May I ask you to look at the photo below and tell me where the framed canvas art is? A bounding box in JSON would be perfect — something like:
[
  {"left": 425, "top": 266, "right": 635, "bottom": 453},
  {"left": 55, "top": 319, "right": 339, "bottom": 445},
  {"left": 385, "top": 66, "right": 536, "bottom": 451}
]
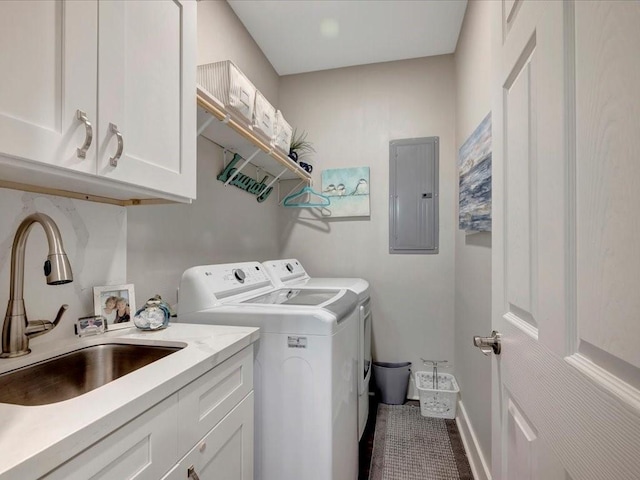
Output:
[
  {"left": 458, "top": 112, "right": 492, "bottom": 232},
  {"left": 321, "top": 167, "right": 370, "bottom": 218}
]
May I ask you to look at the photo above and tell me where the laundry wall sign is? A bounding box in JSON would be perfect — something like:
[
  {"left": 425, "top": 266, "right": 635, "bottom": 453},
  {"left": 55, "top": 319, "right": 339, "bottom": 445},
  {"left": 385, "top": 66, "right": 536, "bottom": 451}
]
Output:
[
  {"left": 321, "top": 166, "right": 370, "bottom": 217},
  {"left": 217, "top": 153, "right": 273, "bottom": 202}
]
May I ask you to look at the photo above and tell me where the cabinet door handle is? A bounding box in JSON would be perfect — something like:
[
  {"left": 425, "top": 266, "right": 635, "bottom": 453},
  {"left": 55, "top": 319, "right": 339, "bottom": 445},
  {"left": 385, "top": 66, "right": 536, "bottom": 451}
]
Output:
[
  {"left": 187, "top": 465, "right": 200, "bottom": 480},
  {"left": 108, "top": 122, "right": 124, "bottom": 167},
  {"left": 75, "top": 110, "right": 93, "bottom": 159}
]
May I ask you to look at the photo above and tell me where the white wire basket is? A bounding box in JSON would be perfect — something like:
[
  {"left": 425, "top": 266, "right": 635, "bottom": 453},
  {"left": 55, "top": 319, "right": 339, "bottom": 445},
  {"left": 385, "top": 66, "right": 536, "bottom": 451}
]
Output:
[{"left": 415, "top": 371, "right": 460, "bottom": 419}]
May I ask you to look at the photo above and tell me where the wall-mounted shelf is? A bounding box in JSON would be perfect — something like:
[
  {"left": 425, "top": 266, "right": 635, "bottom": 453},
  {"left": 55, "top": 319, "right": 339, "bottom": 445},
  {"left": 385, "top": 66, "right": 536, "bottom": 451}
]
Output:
[{"left": 197, "top": 86, "right": 311, "bottom": 184}]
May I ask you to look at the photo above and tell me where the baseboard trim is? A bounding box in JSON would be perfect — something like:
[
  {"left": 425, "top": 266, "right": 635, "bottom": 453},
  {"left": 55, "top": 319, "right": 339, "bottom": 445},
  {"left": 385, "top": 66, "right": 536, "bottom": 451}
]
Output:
[{"left": 455, "top": 400, "right": 492, "bottom": 480}]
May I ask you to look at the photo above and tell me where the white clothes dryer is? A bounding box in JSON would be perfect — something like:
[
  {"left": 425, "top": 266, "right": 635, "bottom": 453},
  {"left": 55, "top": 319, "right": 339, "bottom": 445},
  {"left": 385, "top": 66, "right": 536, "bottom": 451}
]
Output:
[
  {"left": 178, "top": 262, "right": 359, "bottom": 480},
  {"left": 261, "top": 259, "right": 372, "bottom": 440}
]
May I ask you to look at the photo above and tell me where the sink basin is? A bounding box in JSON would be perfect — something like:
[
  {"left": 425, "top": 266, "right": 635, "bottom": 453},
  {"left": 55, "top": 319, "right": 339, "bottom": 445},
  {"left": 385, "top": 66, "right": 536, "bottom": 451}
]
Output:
[{"left": 0, "top": 343, "right": 182, "bottom": 406}]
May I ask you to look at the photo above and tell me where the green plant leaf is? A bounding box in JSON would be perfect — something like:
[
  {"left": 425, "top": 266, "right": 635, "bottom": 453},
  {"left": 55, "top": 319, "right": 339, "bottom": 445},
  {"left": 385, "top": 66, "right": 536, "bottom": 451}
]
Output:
[{"left": 290, "top": 128, "right": 316, "bottom": 156}]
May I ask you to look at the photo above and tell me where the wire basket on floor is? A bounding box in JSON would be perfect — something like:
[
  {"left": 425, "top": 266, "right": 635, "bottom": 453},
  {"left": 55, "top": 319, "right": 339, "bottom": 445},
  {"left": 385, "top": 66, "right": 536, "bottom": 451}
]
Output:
[{"left": 415, "top": 371, "right": 460, "bottom": 419}]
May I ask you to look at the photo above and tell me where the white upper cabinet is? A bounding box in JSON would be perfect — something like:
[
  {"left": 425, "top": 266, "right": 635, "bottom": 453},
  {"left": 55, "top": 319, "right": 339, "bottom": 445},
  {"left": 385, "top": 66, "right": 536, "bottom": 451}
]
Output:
[
  {"left": 97, "top": 1, "right": 196, "bottom": 199},
  {"left": 0, "top": 0, "right": 196, "bottom": 203},
  {"left": 0, "top": 1, "right": 97, "bottom": 175}
]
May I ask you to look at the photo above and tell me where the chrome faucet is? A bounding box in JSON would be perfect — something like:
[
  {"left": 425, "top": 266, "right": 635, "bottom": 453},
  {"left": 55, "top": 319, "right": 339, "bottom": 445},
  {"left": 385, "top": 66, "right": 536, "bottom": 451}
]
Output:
[{"left": 1, "top": 213, "right": 73, "bottom": 358}]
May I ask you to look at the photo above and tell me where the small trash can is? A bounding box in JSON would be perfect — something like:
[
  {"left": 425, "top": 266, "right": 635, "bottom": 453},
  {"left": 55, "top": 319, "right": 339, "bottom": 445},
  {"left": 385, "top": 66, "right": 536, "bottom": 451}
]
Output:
[{"left": 373, "top": 361, "right": 411, "bottom": 405}]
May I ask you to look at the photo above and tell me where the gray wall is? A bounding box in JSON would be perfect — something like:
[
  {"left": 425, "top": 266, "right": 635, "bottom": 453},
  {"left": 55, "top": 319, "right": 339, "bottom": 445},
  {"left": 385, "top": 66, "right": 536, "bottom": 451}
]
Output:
[
  {"left": 126, "top": 136, "right": 281, "bottom": 304},
  {"left": 454, "top": 0, "right": 493, "bottom": 466},
  {"left": 127, "top": 0, "right": 282, "bottom": 305},
  {"left": 276, "top": 57, "right": 457, "bottom": 397}
]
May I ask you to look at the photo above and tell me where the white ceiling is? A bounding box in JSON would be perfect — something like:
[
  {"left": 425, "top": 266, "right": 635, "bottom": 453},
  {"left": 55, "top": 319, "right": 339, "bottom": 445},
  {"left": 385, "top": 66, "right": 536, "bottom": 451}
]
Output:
[{"left": 227, "top": 0, "right": 468, "bottom": 76}]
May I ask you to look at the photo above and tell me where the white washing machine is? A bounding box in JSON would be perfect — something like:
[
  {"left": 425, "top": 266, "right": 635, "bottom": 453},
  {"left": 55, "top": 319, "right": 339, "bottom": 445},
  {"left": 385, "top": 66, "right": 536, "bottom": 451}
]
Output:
[
  {"left": 261, "top": 258, "right": 372, "bottom": 440},
  {"left": 178, "top": 262, "right": 359, "bottom": 480}
]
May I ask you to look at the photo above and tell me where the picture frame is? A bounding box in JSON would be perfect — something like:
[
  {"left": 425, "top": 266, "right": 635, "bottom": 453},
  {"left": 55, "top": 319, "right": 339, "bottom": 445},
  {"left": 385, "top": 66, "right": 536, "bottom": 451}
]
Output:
[
  {"left": 75, "top": 315, "right": 106, "bottom": 337},
  {"left": 93, "top": 284, "right": 136, "bottom": 330},
  {"left": 458, "top": 112, "right": 492, "bottom": 232}
]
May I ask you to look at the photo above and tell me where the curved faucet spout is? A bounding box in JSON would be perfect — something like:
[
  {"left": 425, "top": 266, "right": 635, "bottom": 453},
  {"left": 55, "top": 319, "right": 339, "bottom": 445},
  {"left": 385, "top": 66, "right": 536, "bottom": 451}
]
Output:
[{"left": 1, "top": 213, "right": 73, "bottom": 358}]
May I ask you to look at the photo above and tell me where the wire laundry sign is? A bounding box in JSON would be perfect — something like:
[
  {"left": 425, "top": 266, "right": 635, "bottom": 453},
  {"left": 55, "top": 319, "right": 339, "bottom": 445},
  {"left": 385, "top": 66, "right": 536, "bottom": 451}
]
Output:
[{"left": 217, "top": 153, "right": 274, "bottom": 202}]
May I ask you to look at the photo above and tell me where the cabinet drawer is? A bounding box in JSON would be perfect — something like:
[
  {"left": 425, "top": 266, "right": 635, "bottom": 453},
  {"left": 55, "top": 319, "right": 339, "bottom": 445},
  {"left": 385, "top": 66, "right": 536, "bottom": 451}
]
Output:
[
  {"left": 177, "top": 346, "right": 253, "bottom": 456},
  {"left": 162, "top": 392, "right": 254, "bottom": 480},
  {"left": 42, "top": 394, "right": 179, "bottom": 480}
]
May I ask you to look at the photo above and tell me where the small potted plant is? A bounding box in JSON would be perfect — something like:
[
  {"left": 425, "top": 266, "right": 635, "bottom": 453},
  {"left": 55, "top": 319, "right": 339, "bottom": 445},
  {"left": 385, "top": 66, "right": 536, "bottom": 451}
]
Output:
[{"left": 288, "top": 128, "right": 315, "bottom": 162}]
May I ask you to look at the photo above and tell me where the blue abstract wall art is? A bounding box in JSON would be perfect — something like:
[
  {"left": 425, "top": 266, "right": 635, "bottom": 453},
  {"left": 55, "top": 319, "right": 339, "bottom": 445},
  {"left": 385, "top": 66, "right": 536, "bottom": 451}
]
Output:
[
  {"left": 321, "top": 166, "right": 370, "bottom": 217},
  {"left": 458, "top": 112, "right": 492, "bottom": 232}
]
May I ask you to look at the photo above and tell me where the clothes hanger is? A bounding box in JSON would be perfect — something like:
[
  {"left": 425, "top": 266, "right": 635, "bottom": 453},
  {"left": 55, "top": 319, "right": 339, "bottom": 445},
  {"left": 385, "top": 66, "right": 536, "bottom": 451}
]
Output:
[{"left": 283, "top": 185, "right": 331, "bottom": 207}]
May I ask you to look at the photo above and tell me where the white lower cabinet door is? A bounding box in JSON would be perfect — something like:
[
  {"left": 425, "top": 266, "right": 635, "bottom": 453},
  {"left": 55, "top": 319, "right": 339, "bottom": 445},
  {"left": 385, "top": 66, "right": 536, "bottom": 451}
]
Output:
[
  {"left": 42, "top": 395, "right": 179, "bottom": 480},
  {"left": 177, "top": 346, "right": 253, "bottom": 457},
  {"left": 163, "top": 392, "right": 254, "bottom": 480}
]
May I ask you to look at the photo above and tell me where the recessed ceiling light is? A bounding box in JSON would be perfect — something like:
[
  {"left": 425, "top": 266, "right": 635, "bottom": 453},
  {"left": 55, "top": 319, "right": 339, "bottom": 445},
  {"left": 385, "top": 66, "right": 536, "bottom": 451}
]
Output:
[{"left": 320, "top": 18, "right": 339, "bottom": 38}]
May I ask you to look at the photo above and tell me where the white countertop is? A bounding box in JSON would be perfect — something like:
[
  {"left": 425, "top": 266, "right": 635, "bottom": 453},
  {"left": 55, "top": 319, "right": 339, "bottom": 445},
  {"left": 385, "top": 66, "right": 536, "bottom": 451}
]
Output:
[{"left": 0, "top": 323, "right": 260, "bottom": 479}]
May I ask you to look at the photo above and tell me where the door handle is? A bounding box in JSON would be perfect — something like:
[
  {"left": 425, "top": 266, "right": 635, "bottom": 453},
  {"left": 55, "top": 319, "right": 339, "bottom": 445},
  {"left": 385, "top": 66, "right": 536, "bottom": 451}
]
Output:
[
  {"left": 75, "top": 109, "right": 93, "bottom": 159},
  {"left": 108, "top": 122, "right": 124, "bottom": 167},
  {"left": 473, "top": 330, "right": 501, "bottom": 355},
  {"left": 187, "top": 465, "right": 200, "bottom": 480}
]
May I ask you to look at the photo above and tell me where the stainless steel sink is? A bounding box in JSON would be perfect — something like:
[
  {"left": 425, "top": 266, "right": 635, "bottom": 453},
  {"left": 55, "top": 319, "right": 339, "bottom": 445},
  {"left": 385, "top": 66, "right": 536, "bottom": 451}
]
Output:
[{"left": 0, "top": 343, "right": 183, "bottom": 406}]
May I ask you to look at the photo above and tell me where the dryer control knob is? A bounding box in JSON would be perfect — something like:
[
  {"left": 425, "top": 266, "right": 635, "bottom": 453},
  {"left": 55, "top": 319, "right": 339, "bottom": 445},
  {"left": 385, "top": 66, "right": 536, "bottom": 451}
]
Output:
[
  {"left": 286, "top": 263, "right": 294, "bottom": 273},
  {"left": 234, "top": 269, "right": 246, "bottom": 283}
]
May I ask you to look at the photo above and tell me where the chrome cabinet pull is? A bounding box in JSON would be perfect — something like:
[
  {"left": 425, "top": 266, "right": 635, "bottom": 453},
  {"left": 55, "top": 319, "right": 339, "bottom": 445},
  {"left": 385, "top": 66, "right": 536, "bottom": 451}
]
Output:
[
  {"left": 75, "top": 110, "right": 93, "bottom": 159},
  {"left": 108, "top": 122, "right": 124, "bottom": 167},
  {"left": 187, "top": 465, "right": 200, "bottom": 480}
]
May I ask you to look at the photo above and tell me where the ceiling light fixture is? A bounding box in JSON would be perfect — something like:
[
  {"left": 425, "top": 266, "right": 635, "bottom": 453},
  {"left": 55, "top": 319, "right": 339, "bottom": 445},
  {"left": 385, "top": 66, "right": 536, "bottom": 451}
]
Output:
[{"left": 320, "top": 18, "right": 339, "bottom": 38}]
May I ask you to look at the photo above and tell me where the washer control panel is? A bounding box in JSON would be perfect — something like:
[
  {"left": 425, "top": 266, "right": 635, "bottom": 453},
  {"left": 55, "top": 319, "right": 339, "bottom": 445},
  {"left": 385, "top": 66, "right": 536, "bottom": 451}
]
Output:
[
  {"left": 262, "top": 259, "right": 308, "bottom": 282},
  {"left": 233, "top": 268, "right": 246, "bottom": 283},
  {"left": 180, "top": 262, "right": 276, "bottom": 311},
  {"left": 200, "top": 262, "right": 271, "bottom": 295}
]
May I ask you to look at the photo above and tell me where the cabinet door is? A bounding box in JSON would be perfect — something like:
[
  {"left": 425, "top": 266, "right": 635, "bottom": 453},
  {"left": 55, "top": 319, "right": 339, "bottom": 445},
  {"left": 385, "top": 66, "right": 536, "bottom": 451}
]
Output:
[
  {"left": 97, "top": 0, "right": 196, "bottom": 200},
  {"left": 177, "top": 345, "right": 253, "bottom": 457},
  {"left": 163, "top": 393, "right": 254, "bottom": 480},
  {"left": 0, "top": 0, "right": 97, "bottom": 174}
]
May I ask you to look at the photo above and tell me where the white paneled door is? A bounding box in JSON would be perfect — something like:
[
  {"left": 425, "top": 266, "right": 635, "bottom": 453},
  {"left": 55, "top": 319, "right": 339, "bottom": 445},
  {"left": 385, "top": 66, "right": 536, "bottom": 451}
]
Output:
[{"left": 490, "top": 1, "right": 640, "bottom": 479}]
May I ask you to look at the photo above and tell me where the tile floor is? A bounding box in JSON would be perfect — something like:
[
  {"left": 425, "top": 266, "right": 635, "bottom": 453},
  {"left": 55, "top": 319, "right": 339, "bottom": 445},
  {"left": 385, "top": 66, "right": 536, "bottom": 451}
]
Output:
[{"left": 359, "top": 396, "right": 473, "bottom": 480}]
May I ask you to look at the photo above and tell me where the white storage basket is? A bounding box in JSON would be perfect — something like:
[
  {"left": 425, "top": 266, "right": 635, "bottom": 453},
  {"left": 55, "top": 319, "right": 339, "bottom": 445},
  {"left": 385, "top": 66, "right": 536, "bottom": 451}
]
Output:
[
  {"left": 253, "top": 91, "right": 276, "bottom": 142},
  {"left": 197, "top": 60, "right": 257, "bottom": 124},
  {"left": 415, "top": 371, "right": 459, "bottom": 419},
  {"left": 273, "top": 110, "right": 293, "bottom": 155}
]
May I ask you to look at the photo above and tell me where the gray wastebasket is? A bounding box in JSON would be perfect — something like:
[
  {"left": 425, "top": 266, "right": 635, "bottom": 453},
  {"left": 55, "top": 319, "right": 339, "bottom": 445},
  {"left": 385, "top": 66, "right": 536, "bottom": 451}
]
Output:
[{"left": 373, "top": 361, "right": 412, "bottom": 405}]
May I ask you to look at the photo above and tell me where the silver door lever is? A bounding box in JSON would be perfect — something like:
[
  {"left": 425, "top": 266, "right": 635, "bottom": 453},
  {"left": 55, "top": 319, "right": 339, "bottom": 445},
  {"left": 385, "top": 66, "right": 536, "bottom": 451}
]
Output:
[{"left": 473, "top": 331, "right": 501, "bottom": 356}]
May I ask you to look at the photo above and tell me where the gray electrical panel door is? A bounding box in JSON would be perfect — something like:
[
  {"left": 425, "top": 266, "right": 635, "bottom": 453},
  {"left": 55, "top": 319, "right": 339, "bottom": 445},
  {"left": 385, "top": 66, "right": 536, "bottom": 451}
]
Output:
[{"left": 389, "top": 137, "right": 439, "bottom": 254}]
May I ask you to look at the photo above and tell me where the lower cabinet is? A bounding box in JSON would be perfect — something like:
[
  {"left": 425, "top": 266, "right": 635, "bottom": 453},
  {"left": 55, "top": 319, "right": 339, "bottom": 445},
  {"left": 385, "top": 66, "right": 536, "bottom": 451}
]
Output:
[
  {"left": 162, "top": 393, "right": 254, "bottom": 480},
  {"left": 177, "top": 345, "right": 253, "bottom": 457},
  {"left": 42, "top": 395, "right": 180, "bottom": 480},
  {"left": 40, "top": 345, "right": 254, "bottom": 480}
]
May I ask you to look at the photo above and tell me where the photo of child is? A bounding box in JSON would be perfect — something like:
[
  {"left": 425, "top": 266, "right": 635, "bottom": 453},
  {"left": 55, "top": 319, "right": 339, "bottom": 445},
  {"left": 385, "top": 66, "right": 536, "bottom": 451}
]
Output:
[
  {"left": 114, "top": 296, "right": 130, "bottom": 323},
  {"left": 93, "top": 285, "right": 136, "bottom": 327},
  {"left": 101, "top": 296, "right": 118, "bottom": 323}
]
